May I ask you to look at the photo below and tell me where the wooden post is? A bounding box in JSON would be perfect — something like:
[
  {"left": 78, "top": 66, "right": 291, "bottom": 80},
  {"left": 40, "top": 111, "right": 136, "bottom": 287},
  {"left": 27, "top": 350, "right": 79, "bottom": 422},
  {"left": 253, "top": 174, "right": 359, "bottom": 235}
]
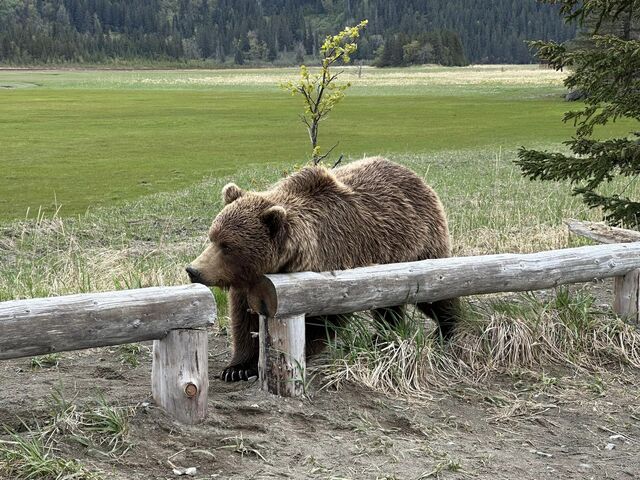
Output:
[
  {"left": 152, "top": 328, "right": 209, "bottom": 425},
  {"left": 259, "top": 314, "right": 306, "bottom": 397},
  {"left": 614, "top": 269, "right": 640, "bottom": 325}
]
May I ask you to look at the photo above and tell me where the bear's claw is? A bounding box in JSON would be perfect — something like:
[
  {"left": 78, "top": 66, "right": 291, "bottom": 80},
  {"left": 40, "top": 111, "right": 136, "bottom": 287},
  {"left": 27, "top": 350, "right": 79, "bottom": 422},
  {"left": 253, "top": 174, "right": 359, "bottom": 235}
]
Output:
[{"left": 221, "top": 365, "right": 258, "bottom": 382}]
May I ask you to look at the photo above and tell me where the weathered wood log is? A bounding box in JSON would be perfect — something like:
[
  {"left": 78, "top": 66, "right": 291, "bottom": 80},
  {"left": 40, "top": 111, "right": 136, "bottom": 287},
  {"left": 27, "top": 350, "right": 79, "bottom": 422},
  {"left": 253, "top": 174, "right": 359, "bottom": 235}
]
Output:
[
  {"left": 566, "top": 219, "right": 640, "bottom": 244},
  {"left": 614, "top": 269, "right": 640, "bottom": 325},
  {"left": 0, "top": 284, "right": 216, "bottom": 360},
  {"left": 152, "top": 328, "right": 209, "bottom": 424},
  {"left": 566, "top": 220, "right": 640, "bottom": 325},
  {"left": 248, "top": 243, "right": 640, "bottom": 319},
  {"left": 258, "top": 313, "right": 306, "bottom": 397}
]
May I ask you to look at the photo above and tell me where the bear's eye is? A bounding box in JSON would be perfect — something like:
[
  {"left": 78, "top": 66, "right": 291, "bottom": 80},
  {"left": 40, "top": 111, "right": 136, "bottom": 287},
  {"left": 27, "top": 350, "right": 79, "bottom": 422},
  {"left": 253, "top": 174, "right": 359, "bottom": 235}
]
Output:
[{"left": 219, "top": 242, "right": 232, "bottom": 254}]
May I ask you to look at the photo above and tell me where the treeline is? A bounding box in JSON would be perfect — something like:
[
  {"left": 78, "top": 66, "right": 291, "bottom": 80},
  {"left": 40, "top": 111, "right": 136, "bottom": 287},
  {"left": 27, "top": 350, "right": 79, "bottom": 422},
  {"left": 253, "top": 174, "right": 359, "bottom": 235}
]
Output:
[
  {"left": 0, "top": 0, "right": 575, "bottom": 66},
  {"left": 375, "top": 32, "right": 466, "bottom": 67}
]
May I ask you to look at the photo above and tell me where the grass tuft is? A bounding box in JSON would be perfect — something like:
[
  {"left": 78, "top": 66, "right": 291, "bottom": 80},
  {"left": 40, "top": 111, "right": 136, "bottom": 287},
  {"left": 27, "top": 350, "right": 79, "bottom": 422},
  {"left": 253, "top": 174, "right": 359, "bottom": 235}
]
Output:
[
  {"left": 116, "top": 343, "right": 149, "bottom": 368},
  {"left": 45, "top": 389, "right": 135, "bottom": 456},
  {"left": 31, "top": 353, "right": 62, "bottom": 370},
  {"left": 0, "top": 426, "right": 101, "bottom": 480}
]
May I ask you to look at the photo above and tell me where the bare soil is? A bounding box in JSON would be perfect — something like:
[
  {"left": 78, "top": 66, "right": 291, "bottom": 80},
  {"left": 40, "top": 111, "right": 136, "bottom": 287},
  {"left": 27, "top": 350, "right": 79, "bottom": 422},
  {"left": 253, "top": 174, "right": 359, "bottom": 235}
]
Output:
[{"left": 1, "top": 329, "right": 639, "bottom": 480}]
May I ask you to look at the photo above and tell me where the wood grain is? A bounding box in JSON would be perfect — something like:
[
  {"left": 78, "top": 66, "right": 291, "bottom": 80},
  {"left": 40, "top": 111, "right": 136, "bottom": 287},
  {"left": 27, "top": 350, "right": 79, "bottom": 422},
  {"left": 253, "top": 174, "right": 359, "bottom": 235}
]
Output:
[
  {"left": 614, "top": 269, "right": 640, "bottom": 325},
  {"left": 152, "top": 328, "right": 209, "bottom": 424}
]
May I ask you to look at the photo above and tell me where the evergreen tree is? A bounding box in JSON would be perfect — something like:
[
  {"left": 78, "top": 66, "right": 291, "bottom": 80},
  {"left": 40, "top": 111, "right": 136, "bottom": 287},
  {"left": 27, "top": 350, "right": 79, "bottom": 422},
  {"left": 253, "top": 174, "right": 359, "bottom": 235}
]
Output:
[
  {"left": 516, "top": 0, "right": 640, "bottom": 227},
  {"left": 374, "top": 30, "right": 468, "bottom": 67}
]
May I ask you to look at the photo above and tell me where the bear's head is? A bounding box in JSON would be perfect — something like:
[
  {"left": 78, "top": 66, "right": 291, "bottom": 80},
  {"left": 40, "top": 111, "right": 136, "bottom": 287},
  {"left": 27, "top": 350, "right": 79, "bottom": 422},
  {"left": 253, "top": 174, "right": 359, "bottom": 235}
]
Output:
[{"left": 186, "top": 183, "right": 289, "bottom": 289}]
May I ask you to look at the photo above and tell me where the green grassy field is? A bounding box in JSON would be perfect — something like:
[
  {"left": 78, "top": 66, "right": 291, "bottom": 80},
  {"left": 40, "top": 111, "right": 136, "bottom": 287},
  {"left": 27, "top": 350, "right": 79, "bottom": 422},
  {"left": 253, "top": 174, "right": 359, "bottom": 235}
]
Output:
[
  {"left": 1, "top": 65, "right": 632, "bottom": 221},
  {"left": 2, "top": 66, "right": 640, "bottom": 480}
]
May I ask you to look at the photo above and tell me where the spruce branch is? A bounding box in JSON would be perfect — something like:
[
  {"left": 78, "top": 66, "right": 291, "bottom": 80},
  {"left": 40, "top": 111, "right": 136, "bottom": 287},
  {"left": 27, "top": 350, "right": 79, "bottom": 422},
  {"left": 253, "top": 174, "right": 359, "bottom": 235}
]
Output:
[{"left": 517, "top": 0, "right": 640, "bottom": 227}]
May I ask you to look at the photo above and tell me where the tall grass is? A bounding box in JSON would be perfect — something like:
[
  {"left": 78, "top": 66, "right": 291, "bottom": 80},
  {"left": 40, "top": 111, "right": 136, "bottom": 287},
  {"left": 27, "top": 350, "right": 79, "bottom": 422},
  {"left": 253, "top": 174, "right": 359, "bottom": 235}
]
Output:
[{"left": 321, "top": 288, "right": 640, "bottom": 399}]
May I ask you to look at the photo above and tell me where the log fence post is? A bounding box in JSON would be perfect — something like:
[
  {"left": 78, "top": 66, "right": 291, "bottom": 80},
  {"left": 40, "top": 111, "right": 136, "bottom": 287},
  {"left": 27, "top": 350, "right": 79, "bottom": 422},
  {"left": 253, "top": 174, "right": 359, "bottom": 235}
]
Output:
[
  {"left": 258, "top": 314, "right": 306, "bottom": 397},
  {"left": 614, "top": 269, "right": 640, "bottom": 325},
  {"left": 152, "top": 328, "right": 209, "bottom": 425}
]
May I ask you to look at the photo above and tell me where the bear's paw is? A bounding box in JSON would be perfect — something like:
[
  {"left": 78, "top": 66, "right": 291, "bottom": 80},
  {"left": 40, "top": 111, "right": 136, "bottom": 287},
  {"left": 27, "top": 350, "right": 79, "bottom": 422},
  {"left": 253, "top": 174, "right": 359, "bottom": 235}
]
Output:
[{"left": 221, "top": 363, "right": 258, "bottom": 382}]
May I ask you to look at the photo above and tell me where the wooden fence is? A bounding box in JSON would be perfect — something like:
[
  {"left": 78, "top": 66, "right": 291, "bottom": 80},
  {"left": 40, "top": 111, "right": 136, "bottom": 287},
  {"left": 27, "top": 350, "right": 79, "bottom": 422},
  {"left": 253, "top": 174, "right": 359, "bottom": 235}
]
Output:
[
  {"left": 2, "top": 241, "right": 640, "bottom": 419},
  {"left": 0, "top": 284, "right": 215, "bottom": 425},
  {"left": 248, "top": 242, "right": 640, "bottom": 397}
]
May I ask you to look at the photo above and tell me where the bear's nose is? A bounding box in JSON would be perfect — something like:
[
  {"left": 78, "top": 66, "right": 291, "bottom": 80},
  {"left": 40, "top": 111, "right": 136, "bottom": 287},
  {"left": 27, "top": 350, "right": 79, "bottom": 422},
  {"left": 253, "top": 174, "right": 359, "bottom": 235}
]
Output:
[{"left": 185, "top": 265, "right": 201, "bottom": 283}]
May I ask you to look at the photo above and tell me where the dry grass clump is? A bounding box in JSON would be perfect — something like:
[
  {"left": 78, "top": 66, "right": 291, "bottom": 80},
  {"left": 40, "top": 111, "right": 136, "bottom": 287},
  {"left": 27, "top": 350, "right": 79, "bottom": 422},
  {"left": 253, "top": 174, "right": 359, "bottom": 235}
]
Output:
[
  {"left": 456, "top": 290, "right": 640, "bottom": 371},
  {"left": 322, "top": 288, "right": 640, "bottom": 399},
  {"left": 322, "top": 311, "right": 460, "bottom": 399}
]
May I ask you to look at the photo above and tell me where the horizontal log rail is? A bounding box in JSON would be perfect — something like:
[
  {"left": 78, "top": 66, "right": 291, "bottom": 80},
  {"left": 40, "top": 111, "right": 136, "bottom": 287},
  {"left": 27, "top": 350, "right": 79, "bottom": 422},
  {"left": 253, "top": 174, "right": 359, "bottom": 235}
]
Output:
[
  {"left": 566, "top": 219, "right": 640, "bottom": 244},
  {"left": 0, "top": 284, "right": 215, "bottom": 359},
  {"left": 0, "top": 284, "right": 216, "bottom": 424},
  {"left": 248, "top": 242, "right": 640, "bottom": 319},
  {"left": 4, "top": 243, "right": 640, "bottom": 404}
]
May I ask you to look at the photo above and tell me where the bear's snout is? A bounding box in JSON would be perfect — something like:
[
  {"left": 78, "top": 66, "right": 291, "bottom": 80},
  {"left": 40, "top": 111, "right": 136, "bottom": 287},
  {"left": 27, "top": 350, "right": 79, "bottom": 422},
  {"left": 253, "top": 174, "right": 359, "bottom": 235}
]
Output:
[{"left": 185, "top": 265, "right": 202, "bottom": 284}]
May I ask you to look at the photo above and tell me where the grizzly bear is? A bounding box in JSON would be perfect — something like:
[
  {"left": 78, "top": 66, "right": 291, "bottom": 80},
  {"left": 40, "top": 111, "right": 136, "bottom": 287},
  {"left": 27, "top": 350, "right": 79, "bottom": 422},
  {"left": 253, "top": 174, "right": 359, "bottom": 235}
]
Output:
[{"left": 187, "top": 157, "right": 459, "bottom": 382}]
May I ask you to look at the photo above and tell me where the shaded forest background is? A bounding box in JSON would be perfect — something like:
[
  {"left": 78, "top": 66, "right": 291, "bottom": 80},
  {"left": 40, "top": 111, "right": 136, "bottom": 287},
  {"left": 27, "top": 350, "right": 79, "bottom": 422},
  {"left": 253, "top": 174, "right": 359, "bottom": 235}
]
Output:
[{"left": 0, "top": 0, "right": 576, "bottom": 66}]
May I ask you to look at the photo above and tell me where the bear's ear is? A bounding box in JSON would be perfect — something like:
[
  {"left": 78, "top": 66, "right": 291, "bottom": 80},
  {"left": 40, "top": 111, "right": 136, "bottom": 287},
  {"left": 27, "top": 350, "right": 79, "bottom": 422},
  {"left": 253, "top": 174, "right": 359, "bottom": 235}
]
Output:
[
  {"left": 222, "top": 183, "right": 244, "bottom": 205},
  {"left": 261, "top": 205, "right": 287, "bottom": 238}
]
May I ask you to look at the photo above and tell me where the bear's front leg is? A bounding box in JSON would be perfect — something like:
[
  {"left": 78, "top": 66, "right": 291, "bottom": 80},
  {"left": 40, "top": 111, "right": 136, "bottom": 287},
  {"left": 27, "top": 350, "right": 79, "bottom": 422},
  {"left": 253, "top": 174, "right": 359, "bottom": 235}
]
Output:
[{"left": 222, "top": 287, "right": 260, "bottom": 382}]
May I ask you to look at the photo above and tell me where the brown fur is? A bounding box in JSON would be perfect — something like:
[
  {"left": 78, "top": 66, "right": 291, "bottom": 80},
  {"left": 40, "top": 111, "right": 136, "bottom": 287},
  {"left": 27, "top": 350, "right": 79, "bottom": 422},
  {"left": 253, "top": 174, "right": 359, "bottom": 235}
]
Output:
[{"left": 188, "top": 157, "right": 458, "bottom": 381}]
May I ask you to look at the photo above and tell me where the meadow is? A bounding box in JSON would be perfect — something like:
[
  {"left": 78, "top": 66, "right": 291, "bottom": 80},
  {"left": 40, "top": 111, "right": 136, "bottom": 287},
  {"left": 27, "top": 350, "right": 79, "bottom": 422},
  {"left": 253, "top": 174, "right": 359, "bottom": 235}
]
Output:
[
  {"left": 1, "top": 66, "right": 639, "bottom": 479},
  {"left": 0, "top": 65, "right": 630, "bottom": 222}
]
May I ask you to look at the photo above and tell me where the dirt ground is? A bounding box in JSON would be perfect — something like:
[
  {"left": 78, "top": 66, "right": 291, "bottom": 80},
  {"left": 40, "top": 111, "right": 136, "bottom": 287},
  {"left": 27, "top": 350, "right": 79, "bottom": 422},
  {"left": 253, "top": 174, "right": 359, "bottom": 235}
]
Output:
[{"left": 1, "top": 327, "right": 639, "bottom": 480}]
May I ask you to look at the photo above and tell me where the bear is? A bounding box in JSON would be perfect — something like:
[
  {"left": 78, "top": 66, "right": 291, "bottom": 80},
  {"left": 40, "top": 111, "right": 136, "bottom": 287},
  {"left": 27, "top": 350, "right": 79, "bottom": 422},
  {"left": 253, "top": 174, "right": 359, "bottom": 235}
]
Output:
[{"left": 186, "top": 157, "right": 459, "bottom": 382}]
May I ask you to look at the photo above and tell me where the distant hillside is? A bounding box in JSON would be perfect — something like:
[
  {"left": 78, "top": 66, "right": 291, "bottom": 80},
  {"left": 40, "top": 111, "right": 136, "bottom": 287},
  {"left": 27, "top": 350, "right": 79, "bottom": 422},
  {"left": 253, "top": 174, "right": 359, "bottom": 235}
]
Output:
[{"left": 0, "top": 0, "right": 576, "bottom": 66}]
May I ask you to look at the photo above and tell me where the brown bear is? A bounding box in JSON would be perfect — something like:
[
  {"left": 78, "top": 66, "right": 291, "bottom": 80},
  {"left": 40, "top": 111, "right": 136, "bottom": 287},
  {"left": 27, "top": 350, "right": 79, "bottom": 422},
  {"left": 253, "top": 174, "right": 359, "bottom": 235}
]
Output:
[{"left": 187, "top": 157, "right": 459, "bottom": 382}]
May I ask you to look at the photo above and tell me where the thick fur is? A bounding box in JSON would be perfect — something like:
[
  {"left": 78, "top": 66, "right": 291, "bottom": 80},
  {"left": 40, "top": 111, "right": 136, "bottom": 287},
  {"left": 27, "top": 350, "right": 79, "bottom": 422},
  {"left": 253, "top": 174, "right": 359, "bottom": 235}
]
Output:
[{"left": 188, "top": 157, "right": 459, "bottom": 381}]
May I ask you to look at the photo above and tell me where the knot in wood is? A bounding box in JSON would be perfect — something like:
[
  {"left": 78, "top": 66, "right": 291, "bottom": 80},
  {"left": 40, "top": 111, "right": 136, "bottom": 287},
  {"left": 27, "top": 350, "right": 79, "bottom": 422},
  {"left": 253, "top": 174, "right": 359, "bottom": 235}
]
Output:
[{"left": 184, "top": 382, "right": 198, "bottom": 398}]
